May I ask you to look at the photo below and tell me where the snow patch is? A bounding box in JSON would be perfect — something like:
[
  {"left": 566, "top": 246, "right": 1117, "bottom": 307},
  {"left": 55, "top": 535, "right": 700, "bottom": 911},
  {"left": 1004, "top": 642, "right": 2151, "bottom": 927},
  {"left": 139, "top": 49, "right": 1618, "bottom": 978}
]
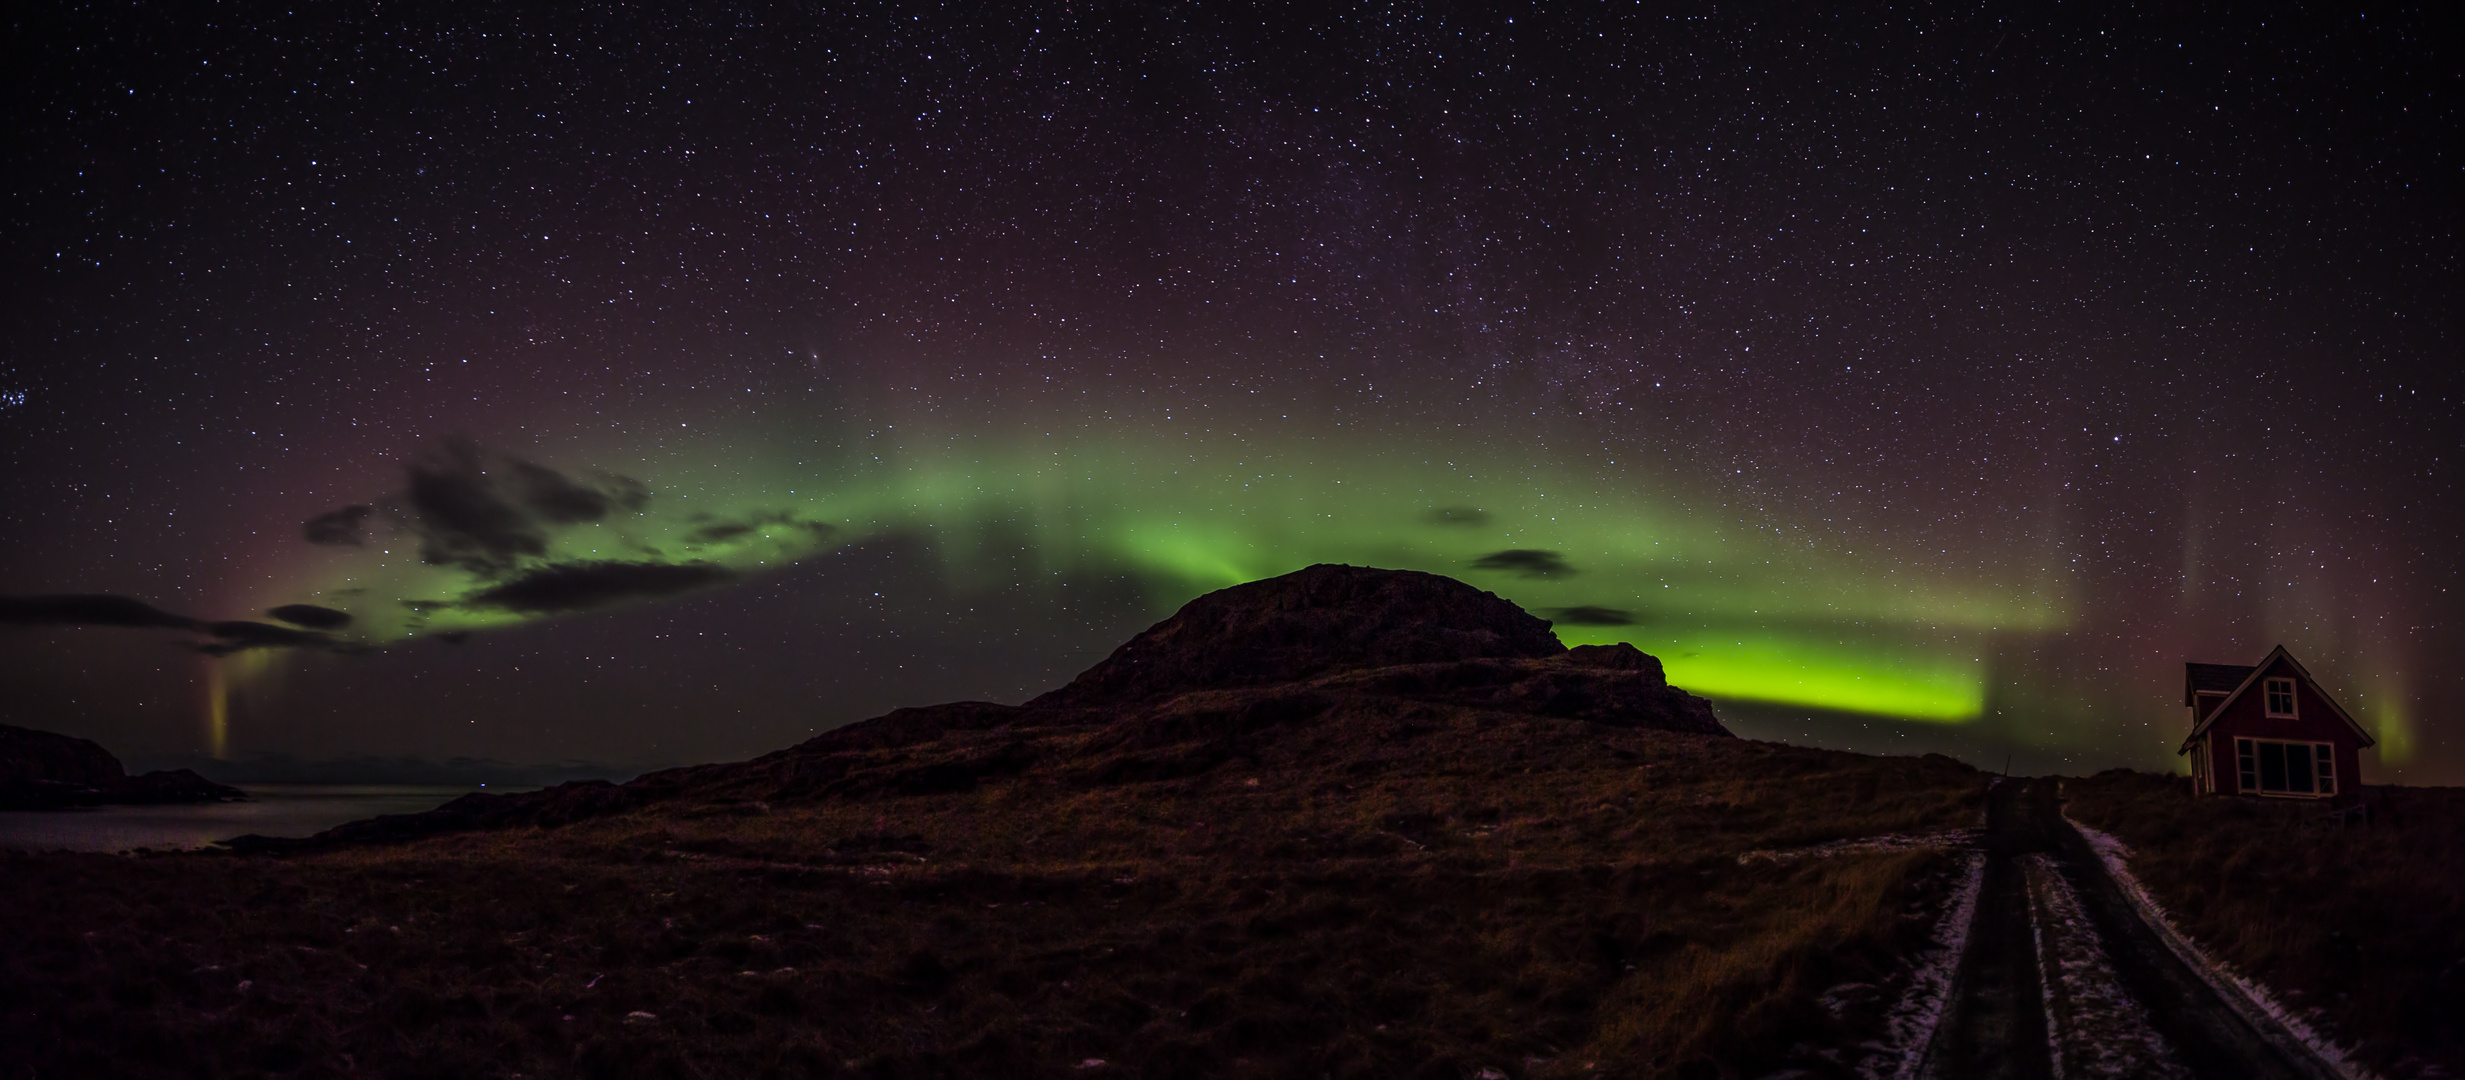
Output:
[
  {"left": 1859, "top": 851, "right": 1985, "bottom": 1080},
  {"left": 2065, "top": 811, "right": 2378, "bottom": 1080}
]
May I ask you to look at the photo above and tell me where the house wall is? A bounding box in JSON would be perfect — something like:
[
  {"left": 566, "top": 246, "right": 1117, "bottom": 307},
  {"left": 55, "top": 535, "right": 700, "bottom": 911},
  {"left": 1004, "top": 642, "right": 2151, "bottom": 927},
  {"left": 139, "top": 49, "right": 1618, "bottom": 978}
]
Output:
[
  {"left": 2187, "top": 691, "right": 2228, "bottom": 793},
  {"left": 2201, "top": 657, "right": 2362, "bottom": 797}
]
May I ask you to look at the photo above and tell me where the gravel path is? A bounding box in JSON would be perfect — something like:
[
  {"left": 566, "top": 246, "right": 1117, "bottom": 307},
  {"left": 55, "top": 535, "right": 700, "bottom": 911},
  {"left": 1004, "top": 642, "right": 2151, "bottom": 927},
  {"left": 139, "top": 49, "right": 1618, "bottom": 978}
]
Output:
[{"left": 1915, "top": 779, "right": 2348, "bottom": 1080}]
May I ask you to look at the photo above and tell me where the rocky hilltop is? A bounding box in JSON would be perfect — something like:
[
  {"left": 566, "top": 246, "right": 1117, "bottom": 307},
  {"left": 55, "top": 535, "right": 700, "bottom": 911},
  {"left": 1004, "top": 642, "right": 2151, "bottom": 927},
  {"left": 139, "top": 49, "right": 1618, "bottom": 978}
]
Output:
[
  {"left": 1033, "top": 564, "right": 1571, "bottom": 705},
  {"left": 0, "top": 724, "right": 245, "bottom": 809},
  {"left": 241, "top": 565, "right": 1726, "bottom": 847}
]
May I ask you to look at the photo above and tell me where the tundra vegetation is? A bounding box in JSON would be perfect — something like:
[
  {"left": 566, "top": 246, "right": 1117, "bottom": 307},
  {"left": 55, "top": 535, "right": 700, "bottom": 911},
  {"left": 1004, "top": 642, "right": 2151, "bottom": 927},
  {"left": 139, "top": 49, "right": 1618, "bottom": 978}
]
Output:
[
  {"left": 3, "top": 726, "right": 1984, "bottom": 1079},
  {"left": 2063, "top": 770, "right": 2465, "bottom": 1078}
]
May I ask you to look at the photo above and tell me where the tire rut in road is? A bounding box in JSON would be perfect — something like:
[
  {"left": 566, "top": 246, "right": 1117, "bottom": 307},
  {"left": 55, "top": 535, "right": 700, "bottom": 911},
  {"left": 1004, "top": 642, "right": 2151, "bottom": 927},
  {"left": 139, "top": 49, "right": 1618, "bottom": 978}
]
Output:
[
  {"left": 2018, "top": 852, "right": 2191, "bottom": 1079},
  {"left": 1925, "top": 778, "right": 2055, "bottom": 1080}
]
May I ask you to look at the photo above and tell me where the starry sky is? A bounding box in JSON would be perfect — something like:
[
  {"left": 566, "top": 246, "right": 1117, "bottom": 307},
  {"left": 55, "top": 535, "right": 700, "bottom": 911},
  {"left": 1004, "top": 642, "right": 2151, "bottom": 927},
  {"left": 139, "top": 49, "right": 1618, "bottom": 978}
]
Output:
[{"left": 3, "top": 3, "right": 2458, "bottom": 782}]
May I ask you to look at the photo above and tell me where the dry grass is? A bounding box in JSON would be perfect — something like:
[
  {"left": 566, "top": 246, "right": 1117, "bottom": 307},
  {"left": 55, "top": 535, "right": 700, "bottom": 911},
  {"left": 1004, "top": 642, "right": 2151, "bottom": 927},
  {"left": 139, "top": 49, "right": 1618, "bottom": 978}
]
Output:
[
  {"left": 2061, "top": 771, "right": 2465, "bottom": 1079},
  {"left": 3, "top": 712, "right": 1987, "bottom": 1079}
]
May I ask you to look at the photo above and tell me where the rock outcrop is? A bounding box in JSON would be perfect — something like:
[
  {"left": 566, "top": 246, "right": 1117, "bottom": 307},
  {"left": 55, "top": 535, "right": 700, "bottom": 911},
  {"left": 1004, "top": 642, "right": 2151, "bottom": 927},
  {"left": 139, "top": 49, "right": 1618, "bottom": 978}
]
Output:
[
  {"left": 0, "top": 724, "right": 246, "bottom": 809},
  {"left": 1034, "top": 564, "right": 1567, "bottom": 706}
]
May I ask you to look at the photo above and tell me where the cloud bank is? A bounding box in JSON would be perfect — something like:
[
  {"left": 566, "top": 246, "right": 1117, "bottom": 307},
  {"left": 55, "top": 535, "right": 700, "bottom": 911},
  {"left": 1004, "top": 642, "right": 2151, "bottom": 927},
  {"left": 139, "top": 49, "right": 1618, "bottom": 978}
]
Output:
[
  {"left": 0, "top": 594, "right": 352, "bottom": 654},
  {"left": 1471, "top": 550, "right": 1576, "bottom": 579},
  {"left": 457, "top": 561, "right": 738, "bottom": 614}
]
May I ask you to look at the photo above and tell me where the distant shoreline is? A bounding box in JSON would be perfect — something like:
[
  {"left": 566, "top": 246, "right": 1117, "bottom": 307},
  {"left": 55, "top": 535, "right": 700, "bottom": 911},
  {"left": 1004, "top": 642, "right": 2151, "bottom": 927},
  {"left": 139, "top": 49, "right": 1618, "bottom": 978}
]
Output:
[{"left": 0, "top": 782, "right": 492, "bottom": 853}]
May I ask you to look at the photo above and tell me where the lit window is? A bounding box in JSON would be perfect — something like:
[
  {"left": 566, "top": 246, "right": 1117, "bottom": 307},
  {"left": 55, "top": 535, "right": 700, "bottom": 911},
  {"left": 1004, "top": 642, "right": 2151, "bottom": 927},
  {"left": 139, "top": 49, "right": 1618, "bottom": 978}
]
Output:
[{"left": 2264, "top": 678, "right": 2297, "bottom": 717}]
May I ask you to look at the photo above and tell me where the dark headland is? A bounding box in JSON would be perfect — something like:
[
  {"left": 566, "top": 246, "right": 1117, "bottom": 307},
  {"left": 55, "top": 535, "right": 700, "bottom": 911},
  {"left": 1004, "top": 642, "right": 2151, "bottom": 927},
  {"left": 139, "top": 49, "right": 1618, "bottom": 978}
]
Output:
[{"left": 0, "top": 723, "right": 245, "bottom": 810}]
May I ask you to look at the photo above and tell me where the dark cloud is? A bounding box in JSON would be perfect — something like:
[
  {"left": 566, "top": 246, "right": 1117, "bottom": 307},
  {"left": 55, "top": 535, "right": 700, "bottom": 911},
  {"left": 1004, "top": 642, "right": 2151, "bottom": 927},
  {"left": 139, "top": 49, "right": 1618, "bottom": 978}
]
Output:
[
  {"left": 200, "top": 620, "right": 344, "bottom": 654},
  {"left": 407, "top": 439, "right": 546, "bottom": 573},
  {"left": 509, "top": 459, "right": 650, "bottom": 524},
  {"left": 268, "top": 604, "right": 353, "bottom": 630},
  {"left": 1423, "top": 506, "right": 1490, "bottom": 527},
  {"left": 0, "top": 594, "right": 203, "bottom": 630},
  {"left": 0, "top": 595, "right": 361, "bottom": 654},
  {"left": 458, "top": 560, "right": 737, "bottom": 614},
  {"left": 302, "top": 504, "right": 375, "bottom": 546},
  {"left": 1548, "top": 605, "right": 1636, "bottom": 626},
  {"left": 1470, "top": 550, "right": 1575, "bottom": 578},
  {"left": 686, "top": 510, "right": 838, "bottom": 546},
  {"left": 690, "top": 521, "right": 757, "bottom": 544},
  {"left": 401, "top": 439, "right": 652, "bottom": 574}
]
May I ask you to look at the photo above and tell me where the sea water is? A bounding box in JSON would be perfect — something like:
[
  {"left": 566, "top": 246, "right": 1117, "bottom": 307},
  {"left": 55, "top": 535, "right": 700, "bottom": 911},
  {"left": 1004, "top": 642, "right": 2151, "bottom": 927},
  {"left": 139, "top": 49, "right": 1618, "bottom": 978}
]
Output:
[{"left": 0, "top": 784, "right": 495, "bottom": 853}]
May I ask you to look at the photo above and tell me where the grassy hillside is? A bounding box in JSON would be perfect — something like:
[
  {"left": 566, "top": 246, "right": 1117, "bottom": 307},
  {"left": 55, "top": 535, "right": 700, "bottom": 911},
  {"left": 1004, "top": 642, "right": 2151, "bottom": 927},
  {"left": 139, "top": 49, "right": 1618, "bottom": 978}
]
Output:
[
  {"left": 2061, "top": 772, "right": 2465, "bottom": 1078},
  {"left": 4, "top": 721, "right": 1984, "bottom": 1079}
]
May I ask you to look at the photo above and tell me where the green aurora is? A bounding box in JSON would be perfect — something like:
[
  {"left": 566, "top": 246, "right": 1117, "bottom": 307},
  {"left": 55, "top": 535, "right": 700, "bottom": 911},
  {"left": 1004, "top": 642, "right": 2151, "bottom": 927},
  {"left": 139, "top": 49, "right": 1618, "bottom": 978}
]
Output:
[{"left": 265, "top": 427, "right": 2073, "bottom": 724}]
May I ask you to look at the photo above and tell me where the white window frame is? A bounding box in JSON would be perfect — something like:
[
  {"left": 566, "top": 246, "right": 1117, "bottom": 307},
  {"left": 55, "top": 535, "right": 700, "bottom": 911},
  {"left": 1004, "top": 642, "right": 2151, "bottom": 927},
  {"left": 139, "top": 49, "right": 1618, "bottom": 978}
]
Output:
[
  {"left": 2234, "top": 736, "right": 2337, "bottom": 798},
  {"left": 2264, "top": 678, "right": 2298, "bottom": 718}
]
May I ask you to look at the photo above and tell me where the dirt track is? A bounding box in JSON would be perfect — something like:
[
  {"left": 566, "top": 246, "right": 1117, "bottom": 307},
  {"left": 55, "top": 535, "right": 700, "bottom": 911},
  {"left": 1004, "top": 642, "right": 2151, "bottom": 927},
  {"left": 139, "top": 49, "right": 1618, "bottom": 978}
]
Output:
[{"left": 1922, "top": 778, "right": 2344, "bottom": 1080}]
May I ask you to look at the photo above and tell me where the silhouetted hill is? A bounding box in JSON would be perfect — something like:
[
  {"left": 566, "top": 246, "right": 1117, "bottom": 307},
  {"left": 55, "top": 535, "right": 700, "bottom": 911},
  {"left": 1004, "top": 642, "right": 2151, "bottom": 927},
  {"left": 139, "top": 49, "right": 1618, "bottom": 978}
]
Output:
[
  {"left": 245, "top": 565, "right": 1725, "bottom": 847},
  {"left": 0, "top": 724, "right": 245, "bottom": 809},
  {"left": 0, "top": 725, "right": 123, "bottom": 787}
]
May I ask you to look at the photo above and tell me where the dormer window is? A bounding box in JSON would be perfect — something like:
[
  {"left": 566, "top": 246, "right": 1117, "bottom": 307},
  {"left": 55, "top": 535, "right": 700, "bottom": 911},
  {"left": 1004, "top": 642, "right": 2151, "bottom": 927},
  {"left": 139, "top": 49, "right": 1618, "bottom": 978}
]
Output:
[{"left": 2264, "top": 678, "right": 2297, "bottom": 718}]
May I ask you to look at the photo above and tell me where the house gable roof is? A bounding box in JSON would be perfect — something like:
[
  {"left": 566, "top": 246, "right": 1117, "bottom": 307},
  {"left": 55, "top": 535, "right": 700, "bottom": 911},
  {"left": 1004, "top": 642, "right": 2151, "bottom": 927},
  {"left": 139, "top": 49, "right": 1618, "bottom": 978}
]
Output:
[
  {"left": 2179, "top": 644, "right": 2376, "bottom": 753},
  {"left": 2184, "top": 662, "right": 2254, "bottom": 705}
]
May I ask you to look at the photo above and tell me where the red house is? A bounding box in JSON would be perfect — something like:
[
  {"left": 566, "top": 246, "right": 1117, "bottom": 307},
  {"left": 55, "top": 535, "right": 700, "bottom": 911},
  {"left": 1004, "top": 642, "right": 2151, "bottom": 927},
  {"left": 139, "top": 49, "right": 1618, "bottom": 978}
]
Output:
[{"left": 2179, "top": 645, "right": 2374, "bottom": 798}]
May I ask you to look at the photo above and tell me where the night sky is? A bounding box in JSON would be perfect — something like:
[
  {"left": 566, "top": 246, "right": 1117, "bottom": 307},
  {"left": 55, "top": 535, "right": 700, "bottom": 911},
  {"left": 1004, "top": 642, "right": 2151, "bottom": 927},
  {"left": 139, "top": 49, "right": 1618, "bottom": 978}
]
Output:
[{"left": 3, "top": 4, "right": 2458, "bottom": 782}]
